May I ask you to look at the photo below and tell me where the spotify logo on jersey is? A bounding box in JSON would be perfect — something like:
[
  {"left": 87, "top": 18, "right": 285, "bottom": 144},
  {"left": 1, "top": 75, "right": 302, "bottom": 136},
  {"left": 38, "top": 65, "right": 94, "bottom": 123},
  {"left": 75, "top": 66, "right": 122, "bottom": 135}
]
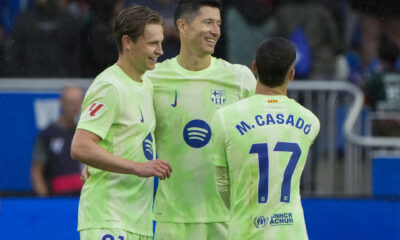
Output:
[
  {"left": 142, "top": 133, "right": 154, "bottom": 160},
  {"left": 183, "top": 119, "right": 212, "bottom": 148}
]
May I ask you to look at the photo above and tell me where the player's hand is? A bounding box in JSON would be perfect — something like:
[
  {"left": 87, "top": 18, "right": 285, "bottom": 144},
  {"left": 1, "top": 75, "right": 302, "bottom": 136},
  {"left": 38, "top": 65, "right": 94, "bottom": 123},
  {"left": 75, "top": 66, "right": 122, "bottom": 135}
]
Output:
[
  {"left": 134, "top": 159, "right": 172, "bottom": 180},
  {"left": 81, "top": 165, "right": 90, "bottom": 184}
]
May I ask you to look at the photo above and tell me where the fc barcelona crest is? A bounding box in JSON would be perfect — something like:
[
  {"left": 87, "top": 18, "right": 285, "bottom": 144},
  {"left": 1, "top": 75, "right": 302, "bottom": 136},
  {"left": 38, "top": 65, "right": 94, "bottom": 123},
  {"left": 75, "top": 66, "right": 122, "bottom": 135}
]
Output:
[{"left": 210, "top": 90, "right": 226, "bottom": 106}]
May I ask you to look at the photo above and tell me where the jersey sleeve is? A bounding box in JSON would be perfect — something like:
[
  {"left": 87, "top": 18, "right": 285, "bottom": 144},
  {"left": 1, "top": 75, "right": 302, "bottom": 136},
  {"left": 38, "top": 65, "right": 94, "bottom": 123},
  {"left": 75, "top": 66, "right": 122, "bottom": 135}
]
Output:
[
  {"left": 77, "top": 83, "right": 120, "bottom": 139},
  {"left": 239, "top": 65, "right": 257, "bottom": 99},
  {"left": 211, "top": 110, "right": 228, "bottom": 167},
  {"left": 309, "top": 114, "right": 321, "bottom": 144}
]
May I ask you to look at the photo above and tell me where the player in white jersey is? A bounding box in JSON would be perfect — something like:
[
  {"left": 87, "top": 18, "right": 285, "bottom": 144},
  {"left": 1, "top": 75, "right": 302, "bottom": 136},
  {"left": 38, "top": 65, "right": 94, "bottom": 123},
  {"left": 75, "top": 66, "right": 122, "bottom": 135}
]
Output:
[
  {"left": 211, "top": 37, "right": 320, "bottom": 240},
  {"left": 70, "top": 6, "right": 172, "bottom": 240},
  {"left": 143, "top": 0, "right": 256, "bottom": 239}
]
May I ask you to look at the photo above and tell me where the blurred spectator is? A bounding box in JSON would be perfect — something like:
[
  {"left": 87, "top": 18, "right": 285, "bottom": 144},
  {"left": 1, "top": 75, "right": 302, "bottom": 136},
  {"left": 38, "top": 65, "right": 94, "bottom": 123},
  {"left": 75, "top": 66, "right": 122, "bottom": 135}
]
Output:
[
  {"left": 365, "top": 36, "right": 400, "bottom": 112},
  {"left": 275, "top": 0, "right": 344, "bottom": 79},
  {"left": 225, "top": 0, "right": 276, "bottom": 67},
  {"left": 349, "top": 0, "right": 400, "bottom": 70},
  {"left": 58, "top": 0, "right": 90, "bottom": 18},
  {"left": 0, "top": 0, "right": 33, "bottom": 34},
  {"left": 364, "top": 36, "right": 400, "bottom": 137},
  {"left": 31, "top": 86, "right": 83, "bottom": 197},
  {"left": 1, "top": 0, "right": 33, "bottom": 75},
  {"left": 318, "top": 0, "right": 348, "bottom": 42},
  {"left": 80, "top": 0, "right": 122, "bottom": 77},
  {"left": 4, "top": 0, "right": 81, "bottom": 77},
  {"left": 126, "top": 0, "right": 179, "bottom": 61},
  {"left": 345, "top": 18, "right": 364, "bottom": 86}
]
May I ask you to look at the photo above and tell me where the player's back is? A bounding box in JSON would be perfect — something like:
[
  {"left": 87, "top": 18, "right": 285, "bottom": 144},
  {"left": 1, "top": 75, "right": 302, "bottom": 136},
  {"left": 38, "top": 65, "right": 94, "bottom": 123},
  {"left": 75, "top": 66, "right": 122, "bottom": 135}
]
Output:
[{"left": 214, "top": 94, "right": 320, "bottom": 240}]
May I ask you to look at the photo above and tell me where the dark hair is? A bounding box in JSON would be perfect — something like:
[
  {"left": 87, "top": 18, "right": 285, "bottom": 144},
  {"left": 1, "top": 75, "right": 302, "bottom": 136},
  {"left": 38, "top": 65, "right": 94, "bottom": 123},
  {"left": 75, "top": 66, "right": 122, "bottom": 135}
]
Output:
[
  {"left": 256, "top": 37, "right": 296, "bottom": 87},
  {"left": 174, "top": 0, "right": 221, "bottom": 28},
  {"left": 114, "top": 5, "right": 164, "bottom": 53}
]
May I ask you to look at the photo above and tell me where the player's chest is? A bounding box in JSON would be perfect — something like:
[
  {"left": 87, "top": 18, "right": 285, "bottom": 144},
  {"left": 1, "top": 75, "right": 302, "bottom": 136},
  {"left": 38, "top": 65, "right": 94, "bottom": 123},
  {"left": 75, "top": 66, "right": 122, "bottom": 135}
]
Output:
[
  {"left": 153, "top": 81, "right": 241, "bottom": 112},
  {"left": 119, "top": 89, "right": 155, "bottom": 127}
]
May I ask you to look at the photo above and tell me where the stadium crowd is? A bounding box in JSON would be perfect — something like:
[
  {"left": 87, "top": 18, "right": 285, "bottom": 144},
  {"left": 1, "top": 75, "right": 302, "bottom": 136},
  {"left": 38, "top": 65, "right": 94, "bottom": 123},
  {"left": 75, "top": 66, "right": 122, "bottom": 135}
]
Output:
[{"left": 0, "top": 0, "right": 399, "bottom": 82}]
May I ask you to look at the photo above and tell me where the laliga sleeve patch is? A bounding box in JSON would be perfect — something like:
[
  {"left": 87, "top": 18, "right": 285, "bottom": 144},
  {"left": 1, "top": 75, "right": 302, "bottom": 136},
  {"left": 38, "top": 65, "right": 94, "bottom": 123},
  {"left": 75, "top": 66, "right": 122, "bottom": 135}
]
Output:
[{"left": 86, "top": 102, "right": 105, "bottom": 119}]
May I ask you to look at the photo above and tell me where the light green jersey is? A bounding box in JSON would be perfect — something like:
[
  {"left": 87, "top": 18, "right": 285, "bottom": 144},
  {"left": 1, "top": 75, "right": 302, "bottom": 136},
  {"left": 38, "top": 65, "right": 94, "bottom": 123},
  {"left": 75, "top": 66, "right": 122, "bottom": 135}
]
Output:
[
  {"left": 144, "top": 56, "right": 256, "bottom": 223},
  {"left": 77, "top": 64, "right": 156, "bottom": 236},
  {"left": 212, "top": 94, "right": 320, "bottom": 240}
]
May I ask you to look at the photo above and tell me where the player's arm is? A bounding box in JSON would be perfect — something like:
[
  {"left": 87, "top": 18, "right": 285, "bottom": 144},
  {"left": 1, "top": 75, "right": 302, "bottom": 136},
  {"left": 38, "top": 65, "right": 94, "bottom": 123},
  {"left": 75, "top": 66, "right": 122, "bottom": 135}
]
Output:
[
  {"left": 30, "top": 135, "right": 49, "bottom": 197},
  {"left": 240, "top": 65, "right": 257, "bottom": 99},
  {"left": 211, "top": 111, "right": 231, "bottom": 209},
  {"left": 31, "top": 163, "right": 49, "bottom": 197},
  {"left": 215, "top": 166, "right": 230, "bottom": 209},
  {"left": 71, "top": 129, "right": 172, "bottom": 179},
  {"left": 80, "top": 165, "right": 89, "bottom": 183}
]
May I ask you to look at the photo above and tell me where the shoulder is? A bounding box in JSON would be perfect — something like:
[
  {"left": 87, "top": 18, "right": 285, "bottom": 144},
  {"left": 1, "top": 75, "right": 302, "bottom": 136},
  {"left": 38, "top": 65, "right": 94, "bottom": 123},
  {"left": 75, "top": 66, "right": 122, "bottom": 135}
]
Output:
[
  {"left": 218, "top": 95, "right": 252, "bottom": 116},
  {"left": 212, "top": 57, "right": 256, "bottom": 86},
  {"left": 89, "top": 66, "right": 119, "bottom": 91},
  {"left": 292, "top": 100, "right": 320, "bottom": 126},
  {"left": 144, "top": 58, "right": 176, "bottom": 81},
  {"left": 213, "top": 57, "right": 252, "bottom": 74},
  {"left": 84, "top": 73, "right": 120, "bottom": 109},
  {"left": 157, "top": 57, "right": 176, "bottom": 67},
  {"left": 151, "top": 58, "right": 176, "bottom": 73},
  {"left": 95, "top": 65, "right": 118, "bottom": 81}
]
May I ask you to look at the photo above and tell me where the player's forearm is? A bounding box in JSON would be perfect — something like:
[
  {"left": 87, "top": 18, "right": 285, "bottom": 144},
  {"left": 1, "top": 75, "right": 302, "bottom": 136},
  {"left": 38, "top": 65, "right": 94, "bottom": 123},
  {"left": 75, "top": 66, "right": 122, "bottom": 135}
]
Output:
[
  {"left": 31, "top": 165, "right": 49, "bottom": 197},
  {"left": 215, "top": 166, "right": 230, "bottom": 209},
  {"left": 71, "top": 130, "right": 137, "bottom": 175},
  {"left": 73, "top": 145, "right": 136, "bottom": 174}
]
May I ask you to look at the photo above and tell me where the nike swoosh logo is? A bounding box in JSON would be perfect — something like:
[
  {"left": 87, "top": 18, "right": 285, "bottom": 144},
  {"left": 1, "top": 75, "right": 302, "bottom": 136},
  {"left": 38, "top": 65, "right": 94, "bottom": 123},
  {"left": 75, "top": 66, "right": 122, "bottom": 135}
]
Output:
[
  {"left": 171, "top": 90, "right": 177, "bottom": 107},
  {"left": 139, "top": 106, "right": 144, "bottom": 123}
]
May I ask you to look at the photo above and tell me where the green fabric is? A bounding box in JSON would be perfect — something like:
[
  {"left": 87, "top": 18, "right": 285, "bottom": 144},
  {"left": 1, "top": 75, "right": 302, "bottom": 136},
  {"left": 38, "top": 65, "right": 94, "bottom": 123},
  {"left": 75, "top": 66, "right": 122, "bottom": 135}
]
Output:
[
  {"left": 80, "top": 228, "right": 153, "bottom": 240},
  {"left": 214, "top": 166, "right": 230, "bottom": 209},
  {"left": 212, "top": 94, "right": 320, "bottom": 239},
  {"left": 77, "top": 64, "right": 156, "bottom": 236},
  {"left": 154, "top": 222, "right": 228, "bottom": 240},
  {"left": 144, "top": 56, "right": 256, "bottom": 223}
]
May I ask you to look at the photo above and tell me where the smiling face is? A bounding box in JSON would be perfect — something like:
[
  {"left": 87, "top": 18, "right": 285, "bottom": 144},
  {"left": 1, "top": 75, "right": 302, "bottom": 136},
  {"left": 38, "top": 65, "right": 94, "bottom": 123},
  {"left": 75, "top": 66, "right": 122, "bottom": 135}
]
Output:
[
  {"left": 128, "top": 23, "right": 164, "bottom": 73},
  {"left": 181, "top": 6, "right": 221, "bottom": 57}
]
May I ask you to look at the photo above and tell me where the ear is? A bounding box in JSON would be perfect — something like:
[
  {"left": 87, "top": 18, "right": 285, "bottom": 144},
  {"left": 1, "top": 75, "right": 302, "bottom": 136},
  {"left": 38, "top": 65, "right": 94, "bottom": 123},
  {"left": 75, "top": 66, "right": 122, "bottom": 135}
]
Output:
[
  {"left": 288, "top": 67, "right": 295, "bottom": 82},
  {"left": 121, "top": 35, "right": 132, "bottom": 51},
  {"left": 176, "top": 18, "right": 185, "bottom": 34},
  {"left": 252, "top": 60, "right": 258, "bottom": 75}
]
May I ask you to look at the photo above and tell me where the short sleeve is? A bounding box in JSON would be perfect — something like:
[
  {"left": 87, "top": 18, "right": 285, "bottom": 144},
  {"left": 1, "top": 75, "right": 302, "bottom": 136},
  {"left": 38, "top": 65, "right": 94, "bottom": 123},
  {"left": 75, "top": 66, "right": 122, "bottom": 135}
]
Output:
[
  {"left": 309, "top": 114, "right": 321, "bottom": 144},
  {"left": 77, "top": 83, "right": 120, "bottom": 139},
  {"left": 239, "top": 65, "right": 257, "bottom": 99},
  {"left": 210, "top": 110, "right": 228, "bottom": 167}
]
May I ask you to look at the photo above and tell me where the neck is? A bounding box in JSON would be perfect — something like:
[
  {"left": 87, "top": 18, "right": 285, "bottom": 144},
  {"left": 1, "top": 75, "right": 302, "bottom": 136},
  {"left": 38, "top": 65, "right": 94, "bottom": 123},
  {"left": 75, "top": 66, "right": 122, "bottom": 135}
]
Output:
[
  {"left": 116, "top": 56, "right": 143, "bottom": 82},
  {"left": 177, "top": 46, "right": 211, "bottom": 71},
  {"left": 59, "top": 116, "right": 75, "bottom": 129},
  {"left": 255, "top": 81, "right": 287, "bottom": 96}
]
